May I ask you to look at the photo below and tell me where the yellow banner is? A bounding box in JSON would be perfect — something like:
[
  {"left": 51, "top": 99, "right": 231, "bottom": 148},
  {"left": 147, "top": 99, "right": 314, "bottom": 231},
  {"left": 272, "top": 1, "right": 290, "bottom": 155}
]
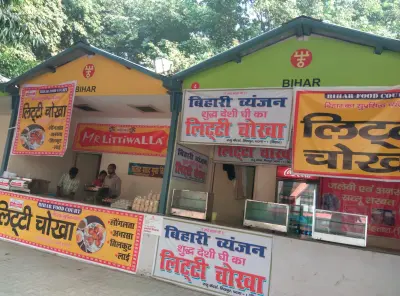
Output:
[
  {"left": 73, "top": 123, "right": 170, "bottom": 156},
  {"left": 292, "top": 88, "right": 400, "bottom": 181},
  {"left": 12, "top": 82, "right": 76, "bottom": 156},
  {"left": 0, "top": 191, "right": 144, "bottom": 273}
]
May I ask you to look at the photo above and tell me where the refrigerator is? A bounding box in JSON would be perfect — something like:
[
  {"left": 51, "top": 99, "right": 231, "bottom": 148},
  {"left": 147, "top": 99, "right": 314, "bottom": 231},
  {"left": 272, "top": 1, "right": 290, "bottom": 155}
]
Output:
[{"left": 275, "top": 166, "right": 320, "bottom": 237}]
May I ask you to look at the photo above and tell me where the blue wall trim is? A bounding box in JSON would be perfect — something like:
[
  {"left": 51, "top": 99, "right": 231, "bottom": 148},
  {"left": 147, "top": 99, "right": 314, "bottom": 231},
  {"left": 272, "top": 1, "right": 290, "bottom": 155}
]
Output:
[{"left": 159, "top": 91, "right": 182, "bottom": 214}]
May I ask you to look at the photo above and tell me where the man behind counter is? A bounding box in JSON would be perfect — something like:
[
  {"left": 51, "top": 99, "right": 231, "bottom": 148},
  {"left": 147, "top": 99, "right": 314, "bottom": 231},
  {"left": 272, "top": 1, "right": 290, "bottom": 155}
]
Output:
[
  {"left": 103, "top": 163, "right": 121, "bottom": 199},
  {"left": 57, "top": 167, "right": 80, "bottom": 200}
]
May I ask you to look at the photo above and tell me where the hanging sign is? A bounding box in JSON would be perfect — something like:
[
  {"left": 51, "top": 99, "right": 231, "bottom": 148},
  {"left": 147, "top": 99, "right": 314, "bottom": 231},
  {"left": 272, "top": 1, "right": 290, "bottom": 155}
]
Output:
[
  {"left": 181, "top": 88, "right": 293, "bottom": 149},
  {"left": 214, "top": 146, "right": 291, "bottom": 165},
  {"left": 12, "top": 81, "right": 77, "bottom": 156},
  {"left": 153, "top": 218, "right": 272, "bottom": 296},
  {"left": 321, "top": 178, "right": 400, "bottom": 239},
  {"left": 73, "top": 123, "right": 170, "bottom": 156},
  {"left": 292, "top": 87, "right": 400, "bottom": 181},
  {"left": 0, "top": 191, "right": 144, "bottom": 273},
  {"left": 172, "top": 144, "right": 208, "bottom": 183},
  {"left": 128, "top": 163, "right": 164, "bottom": 178}
]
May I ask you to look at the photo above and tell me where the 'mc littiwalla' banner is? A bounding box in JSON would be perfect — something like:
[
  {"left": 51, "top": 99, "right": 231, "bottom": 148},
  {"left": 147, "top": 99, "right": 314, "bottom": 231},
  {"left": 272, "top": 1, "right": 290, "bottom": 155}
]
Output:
[
  {"left": 73, "top": 123, "right": 170, "bottom": 157},
  {"left": 180, "top": 89, "right": 293, "bottom": 149},
  {"left": 153, "top": 218, "right": 272, "bottom": 296},
  {"left": 292, "top": 87, "right": 400, "bottom": 181},
  {"left": 12, "top": 81, "right": 77, "bottom": 156}
]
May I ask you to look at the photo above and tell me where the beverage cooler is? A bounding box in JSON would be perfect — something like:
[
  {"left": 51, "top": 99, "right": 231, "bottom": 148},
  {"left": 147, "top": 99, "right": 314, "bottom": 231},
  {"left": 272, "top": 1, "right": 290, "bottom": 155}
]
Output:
[{"left": 275, "top": 166, "right": 320, "bottom": 237}]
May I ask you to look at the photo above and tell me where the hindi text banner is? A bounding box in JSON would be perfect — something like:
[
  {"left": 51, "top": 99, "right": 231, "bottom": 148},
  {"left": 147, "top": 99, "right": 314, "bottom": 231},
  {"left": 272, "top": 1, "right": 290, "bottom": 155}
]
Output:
[
  {"left": 172, "top": 144, "right": 208, "bottom": 183},
  {"left": 181, "top": 89, "right": 293, "bottom": 149},
  {"left": 153, "top": 218, "right": 272, "bottom": 296},
  {"left": 12, "top": 82, "right": 77, "bottom": 156},
  {"left": 293, "top": 87, "right": 400, "bottom": 181},
  {"left": 321, "top": 178, "right": 400, "bottom": 239},
  {"left": 0, "top": 191, "right": 144, "bottom": 273}
]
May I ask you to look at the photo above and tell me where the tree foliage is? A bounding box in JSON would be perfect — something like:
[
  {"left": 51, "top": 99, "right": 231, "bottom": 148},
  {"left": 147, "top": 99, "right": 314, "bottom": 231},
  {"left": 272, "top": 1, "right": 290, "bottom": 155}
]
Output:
[{"left": 1, "top": 0, "right": 400, "bottom": 78}]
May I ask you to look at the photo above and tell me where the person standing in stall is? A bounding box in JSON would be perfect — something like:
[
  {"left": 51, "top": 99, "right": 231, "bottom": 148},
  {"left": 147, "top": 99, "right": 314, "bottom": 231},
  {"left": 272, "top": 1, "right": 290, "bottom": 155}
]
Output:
[
  {"left": 56, "top": 167, "right": 80, "bottom": 200},
  {"left": 104, "top": 164, "right": 121, "bottom": 199}
]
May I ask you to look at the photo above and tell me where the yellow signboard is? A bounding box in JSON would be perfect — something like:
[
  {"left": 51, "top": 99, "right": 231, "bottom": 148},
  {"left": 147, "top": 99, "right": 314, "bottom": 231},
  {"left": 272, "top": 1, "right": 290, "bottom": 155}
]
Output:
[
  {"left": 25, "top": 55, "right": 167, "bottom": 96},
  {"left": 292, "top": 88, "right": 400, "bottom": 181},
  {"left": 12, "top": 82, "right": 76, "bottom": 156},
  {"left": 0, "top": 191, "right": 144, "bottom": 273}
]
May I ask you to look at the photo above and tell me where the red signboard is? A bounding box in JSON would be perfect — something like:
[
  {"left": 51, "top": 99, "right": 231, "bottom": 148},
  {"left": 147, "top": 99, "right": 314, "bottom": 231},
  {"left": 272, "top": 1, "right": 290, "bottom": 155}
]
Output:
[
  {"left": 276, "top": 166, "right": 319, "bottom": 180},
  {"left": 73, "top": 123, "right": 170, "bottom": 156},
  {"left": 321, "top": 178, "right": 400, "bottom": 239}
]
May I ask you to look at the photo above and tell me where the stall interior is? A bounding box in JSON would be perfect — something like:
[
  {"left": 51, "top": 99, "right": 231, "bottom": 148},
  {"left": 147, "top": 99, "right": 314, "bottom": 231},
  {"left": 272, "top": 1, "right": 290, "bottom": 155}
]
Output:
[
  {"left": 5, "top": 93, "right": 171, "bottom": 212},
  {"left": 167, "top": 144, "right": 380, "bottom": 250}
]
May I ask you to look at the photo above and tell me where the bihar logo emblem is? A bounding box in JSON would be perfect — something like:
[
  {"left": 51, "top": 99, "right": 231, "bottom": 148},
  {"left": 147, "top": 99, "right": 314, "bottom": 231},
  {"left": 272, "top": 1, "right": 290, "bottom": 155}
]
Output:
[
  {"left": 290, "top": 49, "right": 312, "bottom": 68},
  {"left": 83, "top": 64, "right": 95, "bottom": 79}
]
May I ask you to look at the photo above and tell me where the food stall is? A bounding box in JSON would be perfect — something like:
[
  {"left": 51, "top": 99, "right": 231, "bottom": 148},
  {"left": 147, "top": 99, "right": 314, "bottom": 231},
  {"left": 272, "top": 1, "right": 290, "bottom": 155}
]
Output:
[
  {"left": 0, "top": 42, "right": 172, "bottom": 273},
  {"left": 152, "top": 16, "right": 400, "bottom": 296}
]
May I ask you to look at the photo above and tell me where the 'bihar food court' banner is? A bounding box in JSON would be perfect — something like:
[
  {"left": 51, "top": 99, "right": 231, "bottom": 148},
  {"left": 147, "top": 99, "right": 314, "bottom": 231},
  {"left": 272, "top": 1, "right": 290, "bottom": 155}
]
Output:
[
  {"left": 0, "top": 191, "right": 144, "bottom": 273},
  {"left": 292, "top": 87, "right": 400, "bottom": 181},
  {"left": 172, "top": 144, "right": 208, "bottom": 183},
  {"left": 321, "top": 178, "right": 400, "bottom": 239},
  {"left": 12, "top": 81, "right": 77, "bottom": 156},
  {"left": 73, "top": 123, "right": 170, "bottom": 156},
  {"left": 214, "top": 146, "right": 292, "bottom": 165},
  {"left": 181, "top": 89, "right": 293, "bottom": 149},
  {"left": 153, "top": 218, "right": 272, "bottom": 296}
]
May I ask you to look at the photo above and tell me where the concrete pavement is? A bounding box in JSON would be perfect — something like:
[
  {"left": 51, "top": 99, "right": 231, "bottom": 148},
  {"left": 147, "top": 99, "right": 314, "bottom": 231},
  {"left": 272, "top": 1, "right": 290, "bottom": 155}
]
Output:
[{"left": 0, "top": 240, "right": 207, "bottom": 296}]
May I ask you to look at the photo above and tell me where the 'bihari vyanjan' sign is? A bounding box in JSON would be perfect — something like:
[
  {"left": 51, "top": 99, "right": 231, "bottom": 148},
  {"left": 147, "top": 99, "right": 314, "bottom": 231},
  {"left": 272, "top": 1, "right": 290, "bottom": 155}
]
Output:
[
  {"left": 12, "top": 81, "right": 77, "bottom": 156},
  {"left": 181, "top": 88, "right": 293, "bottom": 149},
  {"left": 172, "top": 144, "right": 208, "bottom": 183},
  {"left": 73, "top": 123, "right": 170, "bottom": 156},
  {"left": 153, "top": 218, "right": 272, "bottom": 296},
  {"left": 214, "top": 146, "right": 292, "bottom": 165},
  {"left": 0, "top": 191, "right": 144, "bottom": 273},
  {"left": 292, "top": 87, "right": 400, "bottom": 181},
  {"left": 321, "top": 178, "right": 400, "bottom": 239}
]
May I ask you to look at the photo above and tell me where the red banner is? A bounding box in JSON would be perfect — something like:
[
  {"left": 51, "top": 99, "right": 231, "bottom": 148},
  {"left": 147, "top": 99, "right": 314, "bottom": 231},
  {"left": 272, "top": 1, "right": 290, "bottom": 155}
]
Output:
[
  {"left": 321, "top": 178, "right": 400, "bottom": 239},
  {"left": 73, "top": 123, "right": 170, "bottom": 156}
]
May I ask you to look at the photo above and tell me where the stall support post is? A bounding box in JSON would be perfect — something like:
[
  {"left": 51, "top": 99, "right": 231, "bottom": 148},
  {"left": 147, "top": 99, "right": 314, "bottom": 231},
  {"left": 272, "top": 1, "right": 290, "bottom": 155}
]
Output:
[
  {"left": 159, "top": 90, "right": 182, "bottom": 214},
  {"left": 1, "top": 94, "right": 19, "bottom": 174}
]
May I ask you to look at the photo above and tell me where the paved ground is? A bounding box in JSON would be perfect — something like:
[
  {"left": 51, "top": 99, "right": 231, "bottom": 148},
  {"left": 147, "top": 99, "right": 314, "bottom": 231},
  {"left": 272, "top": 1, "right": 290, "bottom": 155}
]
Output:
[{"left": 0, "top": 240, "right": 207, "bottom": 296}]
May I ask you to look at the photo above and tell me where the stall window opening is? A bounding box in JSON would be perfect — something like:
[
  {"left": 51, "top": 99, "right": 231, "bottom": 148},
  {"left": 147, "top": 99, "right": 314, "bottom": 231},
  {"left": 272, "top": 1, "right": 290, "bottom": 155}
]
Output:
[{"left": 276, "top": 178, "right": 318, "bottom": 237}]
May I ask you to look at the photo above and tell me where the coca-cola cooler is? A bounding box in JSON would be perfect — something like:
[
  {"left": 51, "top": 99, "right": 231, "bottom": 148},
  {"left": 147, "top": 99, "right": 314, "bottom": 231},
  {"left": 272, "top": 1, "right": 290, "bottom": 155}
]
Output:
[{"left": 275, "top": 166, "right": 320, "bottom": 237}]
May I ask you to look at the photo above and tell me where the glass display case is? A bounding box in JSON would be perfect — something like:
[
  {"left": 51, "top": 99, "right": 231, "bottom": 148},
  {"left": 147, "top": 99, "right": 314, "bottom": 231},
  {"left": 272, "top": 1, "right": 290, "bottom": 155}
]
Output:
[
  {"left": 276, "top": 180, "right": 317, "bottom": 237},
  {"left": 313, "top": 209, "right": 368, "bottom": 247},
  {"left": 170, "top": 189, "right": 214, "bottom": 221},
  {"left": 243, "top": 200, "right": 289, "bottom": 232}
]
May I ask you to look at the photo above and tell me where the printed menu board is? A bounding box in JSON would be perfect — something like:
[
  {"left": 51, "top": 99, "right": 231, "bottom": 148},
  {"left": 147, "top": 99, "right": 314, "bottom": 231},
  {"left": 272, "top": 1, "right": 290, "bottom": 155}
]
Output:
[{"left": 12, "top": 82, "right": 77, "bottom": 156}]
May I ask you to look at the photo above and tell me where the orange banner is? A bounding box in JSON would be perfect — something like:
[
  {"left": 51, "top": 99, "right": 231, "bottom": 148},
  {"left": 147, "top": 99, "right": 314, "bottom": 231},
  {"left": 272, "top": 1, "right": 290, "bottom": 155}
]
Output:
[
  {"left": 12, "top": 82, "right": 76, "bottom": 156},
  {"left": 0, "top": 191, "right": 144, "bottom": 273},
  {"left": 73, "top": 123, "right": 170, "bottom": 156}
]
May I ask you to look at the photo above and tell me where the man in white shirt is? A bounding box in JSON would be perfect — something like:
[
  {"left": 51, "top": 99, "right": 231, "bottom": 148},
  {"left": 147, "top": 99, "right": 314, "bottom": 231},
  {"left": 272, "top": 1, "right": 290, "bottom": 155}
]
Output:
[
  {"left": 57, "top": 167, "right": 80, "bottom": 200},
  {"left": 103, "top": 164, "right": 121, "bottom": 198}
]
